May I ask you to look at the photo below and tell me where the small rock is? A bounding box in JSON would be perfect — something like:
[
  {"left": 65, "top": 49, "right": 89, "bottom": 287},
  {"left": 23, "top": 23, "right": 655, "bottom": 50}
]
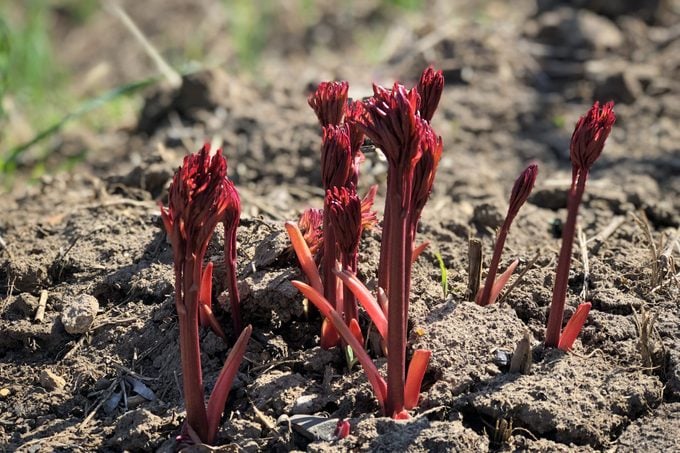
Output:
[
  {"left": 530, "top": 186, "right": 568, "bottom": 210},
  {"left": 222, "top": 418, "right": 262, "bottom": 443},
  {"left": 61, "top": 294, "right": 99, "bottom": 334},
  {"left": 292, "top": 394, "right": 325, "bottom": 414},
  {"left": 7, "top": 293, "right": 39, "bottom": 319},
  {"left": 575, "top": 10, "right": 624, "bottom": 50},
  {"left": 533, "top": 8, "right": 623, "bottom": 51},
  {"left": 472, "top": 202, "right": 504, "bottom": 230},
  {"left": 39, "top": 369, "right": 66, "bottom": 391},
  {"left": 594, "top": 71, "right": 642, "bottom": 104}
]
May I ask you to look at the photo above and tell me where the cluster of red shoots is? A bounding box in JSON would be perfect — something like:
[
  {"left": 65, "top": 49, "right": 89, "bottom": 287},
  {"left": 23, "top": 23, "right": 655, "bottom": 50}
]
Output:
[
  {"left": 159, "top": 144, "right": 250, "bottom": 445},
  {"left": 288, "top": 72, "right": 616, "bottom": 419},
  {"left": 287, "top": 67, "right": 445, "bottom": 418},
  {"left": 158, "top": 79, "right": 615, "bottom": 442}
]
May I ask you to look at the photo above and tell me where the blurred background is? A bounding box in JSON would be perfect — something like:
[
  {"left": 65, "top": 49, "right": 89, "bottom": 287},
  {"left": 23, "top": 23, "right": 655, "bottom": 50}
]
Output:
[{"left": 0, "top": 0, "right": 678, "bottom": 190}]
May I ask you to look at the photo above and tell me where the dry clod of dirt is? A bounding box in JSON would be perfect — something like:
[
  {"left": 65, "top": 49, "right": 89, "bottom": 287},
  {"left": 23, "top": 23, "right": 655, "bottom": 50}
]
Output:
[
  {"left": 312, "top": 417, "right": 489, "bottom": 452},
  {"left": 107, "top": 408, "right": 165, "bottom": 451},
  {"left": 530, "top": 8, "right": 624, "bottom": 51},
  {"left": 413, "top": 301, "right": 528, "bottom": 404},
  {"left": 6, "top": 293, "right": 39, "bottom": 319},
  {"left": 250, "top": 370, "right": 308, "bottom": 415},
  {"left": 469, "top": 349, "right": 664, "bottom": 447},
  {"left": 616, "top": 403, "right": 680, "bottom": 451},
  {"left": 38, "top": 369, "right": 66, "bottom": 391},
  {"left": 61, "top": 293, "right": 99, "bottom": 334}
]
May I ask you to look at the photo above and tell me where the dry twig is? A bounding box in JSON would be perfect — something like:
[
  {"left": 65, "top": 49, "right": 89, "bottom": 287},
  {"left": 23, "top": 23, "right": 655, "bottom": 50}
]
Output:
[
  {"left": 577, "top": 225, "right": 590, "bottom": 302},
  {"left": 587, "top": 215, "right": 626, "bottom": 254},
  {"left": 34, "top": 290, "right": 48, "bottom": 322},
  {"left": 467, "top": 238, "right": 482, "bottom": 301}
]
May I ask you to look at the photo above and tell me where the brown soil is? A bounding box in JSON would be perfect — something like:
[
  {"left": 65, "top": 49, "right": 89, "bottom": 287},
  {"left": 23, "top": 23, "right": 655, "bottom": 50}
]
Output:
[{"left": 2, "top": 1, "right": 679, "bottom": 452}]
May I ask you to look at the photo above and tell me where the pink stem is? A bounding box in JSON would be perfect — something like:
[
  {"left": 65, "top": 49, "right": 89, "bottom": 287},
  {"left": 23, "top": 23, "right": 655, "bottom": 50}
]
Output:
[
  {"left": 179, "top": 256, "right": 209, "bottom": 442},
  {"left": 545, "top": 173, "right": 588, "bottom": 347},
  {"left": 477, "top": 225, "right": 510, "bottom": 306},
  {"left": 225, "top": 225, "right": 243, "bottom": 333}
]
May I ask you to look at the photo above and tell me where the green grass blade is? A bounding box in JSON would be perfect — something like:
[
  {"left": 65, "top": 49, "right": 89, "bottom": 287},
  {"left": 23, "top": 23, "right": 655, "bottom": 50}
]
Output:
[
  {"left": 435, "top": 251, "right": 448, "bottom": 298},
  {"left": 1, "top": 76, "right": 158, "bottom": 173}
]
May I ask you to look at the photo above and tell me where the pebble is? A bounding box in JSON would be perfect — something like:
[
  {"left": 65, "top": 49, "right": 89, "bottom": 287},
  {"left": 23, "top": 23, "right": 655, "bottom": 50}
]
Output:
[
  {"left": 292, "top": 393, "right": 324, "bottom": 414},
  {"left": 593, "top": 71, "right": 642, "bottom": 104},
  {"left": 8, "top": 293, "right": 39, "bottom": 318},
  {"left": 61, "top": 294, "right": 99, "bottom": 334},
  {"left": 39, "top": 369, "right": 66, "bottom": 391},
  {"left": 533, "top": 8, "right": 624, "bottom": 51}
]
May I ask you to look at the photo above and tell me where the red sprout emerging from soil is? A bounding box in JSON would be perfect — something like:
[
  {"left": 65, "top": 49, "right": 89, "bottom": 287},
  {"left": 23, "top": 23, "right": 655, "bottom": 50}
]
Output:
[
  {"left": 304, "top": 85, "right": 375, "bottom": 348},
  {"left": 545, "top": 102, "right": 615, "bottom": 348},
  {"left": 350, "top": 67, "right": 443, "bottom": 418},
  {"left": 558, "top": 302, "right": 592, "bottom": 350},
  {"left": 327, "top": 186, "right": 362, "bottom": 324},
  {"left": 477, "top": 164, "right": 538, "bottom": 306},
  {"left": 292, "top": 278, "right": 432, "bottom": 418},
  {"left": 308, "top": 81, "right": 349, "bottom": 127},
  {"left": 334, "top": 419, "right": 351, "bottom": 439},
  {"left": 320, "top": 125, "right": 353, "bottom": 345},
  {"left": 289, "top": 67, "right": 442, "bottom": 419},
  {"left": 159, "top": 144, "right": 251, "bottom": 444}
]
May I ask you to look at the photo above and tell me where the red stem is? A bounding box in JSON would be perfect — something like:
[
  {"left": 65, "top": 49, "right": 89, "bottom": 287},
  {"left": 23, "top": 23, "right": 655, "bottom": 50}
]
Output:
[
  {"left": 322, "top": 200, "right": 338, "bottom": 312},
  {"left": 342, "top": 253, "right": 358, "bottom": 324},
  {"left": 478, "top": 225, "right": 510, "bottom": 306},
  {"left": 385, "top": 188, "right": 408, "bottom": 418},
  {"left": 225, "top": 226, "right": 243, "bottom": 333},
  {"left": 179, "top": 256, "right": 209, "bottom": 441},
  {"left": 293, "top": 281, "right": 387, "bottom": 409},
  {"left": 377, "top": 199, "right": 392, "bottom": 294},
  {"left": 545, "top": 172, "right": 588, "bottom": 347}
]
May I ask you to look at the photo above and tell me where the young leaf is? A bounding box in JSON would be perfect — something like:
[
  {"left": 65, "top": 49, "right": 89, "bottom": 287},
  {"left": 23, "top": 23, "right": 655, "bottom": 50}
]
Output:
[
  {"left": 476, "top": 259, "right": 519, "bottom": 306},
  {"left": 411, "top": 241, "right": 430, "bottom": 264},
  {"left": 558, "top": 302, "right": 591, "bottom": 351},
  {"left": 404, "top": 349, "right": 431, "bottom": 410},
  {"left": 335, "top": 270, "right": 388, "bottom": 341},
  {"left": 434, "top": 252, "right": 448, "bottom": 298},
  {"left": 285, "top": 221, "right": 323, "bottom": 294},
  {"left": 292, "top": 280, "right": 387, "bottom": 409},
  {"left": 205, "top": 325, "right": 252, "bottom": 444}
]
